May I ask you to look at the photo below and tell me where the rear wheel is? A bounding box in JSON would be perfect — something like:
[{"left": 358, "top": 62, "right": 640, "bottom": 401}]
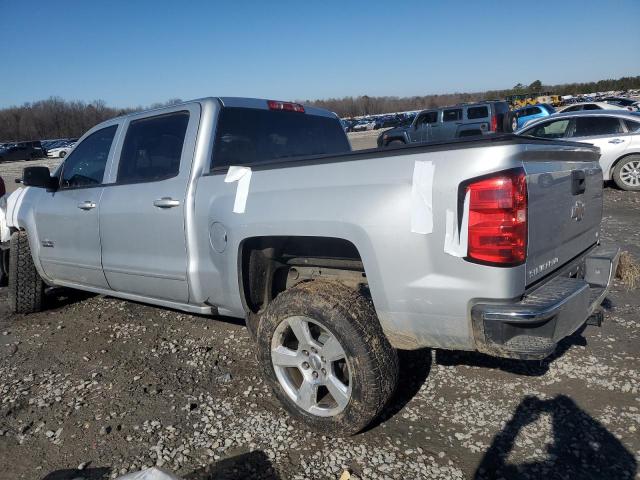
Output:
[
  {"left": 386, "top": 139, "right": 405, "bottom": 147},
  {"left": 8, "top": 231, "right": 45, "bottom": 314},
  {"left": 257, "top": 280, "right": 398, "bottom": 436},
  {"left": 612, "top": 155, "right": 640, "bottom": 191}
]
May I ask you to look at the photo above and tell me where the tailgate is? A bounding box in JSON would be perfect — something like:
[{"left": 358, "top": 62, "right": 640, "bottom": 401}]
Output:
[{"left": 523, "top": 146, "right": 603, "bottom": 285}]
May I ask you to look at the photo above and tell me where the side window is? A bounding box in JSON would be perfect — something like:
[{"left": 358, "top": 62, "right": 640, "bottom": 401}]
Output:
[
  {"left": 529, "top": 107, "right": 542, "bottom": 115},
  {"left": 583, "top": 104, "right": 601, "bottom": 111},
  {"left": 527, "top": 119, "right": 571, "bottom": 138},
  {"left": 60, "top": 125, "right": 117, "bottom": 189},
  {"left": 417, "top": 111, "right": 438, "bottom": 126},
  {"left": 563, "top": 105, "right": 580, "bottom": 112},
  {"left": 466, "top": 106, "right": 488, "bottom": 120},
  {"left": 625, "top": 120, "right": 640, "bottom": 132},
  {"left": 443, "top": 109, "right": 462, "bottom": 122},
  {"left": 572, "top": 117, "right": 623, "bottom": 137},
  {"left": 117, "top": 111, "right": 189, "bottom": 184}
]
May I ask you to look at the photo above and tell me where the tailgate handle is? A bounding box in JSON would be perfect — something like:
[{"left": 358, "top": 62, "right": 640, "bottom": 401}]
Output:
[{"left": 571, "top": 170, "right": 586, "bottom": 195}]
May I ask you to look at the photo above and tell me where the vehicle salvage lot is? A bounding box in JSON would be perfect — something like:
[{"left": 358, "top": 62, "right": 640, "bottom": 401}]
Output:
[{"left": 0, "top": 181, "right": 638, "bottom": 480}]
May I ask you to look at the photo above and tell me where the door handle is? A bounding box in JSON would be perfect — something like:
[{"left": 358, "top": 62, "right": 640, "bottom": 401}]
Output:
[
  {"left": 608, "top": 138, "right": 624, "bottom": 144},
  {"left": 77, "top": 201, "right": 96, "bottom": 210},
  {"left": 153, "top": 197, "right": 181, "bottom": 208}
]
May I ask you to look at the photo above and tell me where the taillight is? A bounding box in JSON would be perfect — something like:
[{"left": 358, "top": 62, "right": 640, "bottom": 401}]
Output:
[
  {"left": 267, "top": 100, "right": 305, "bottom": 113},
  {"left": 490, "top": 115, "right": 498, "bottom": 132},
  {"left": 466, "top": 169, "right": 527, "bottom": 266}
]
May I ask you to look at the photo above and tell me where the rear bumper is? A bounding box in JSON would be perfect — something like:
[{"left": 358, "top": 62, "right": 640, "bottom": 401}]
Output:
[{"left": 471, "top": 245, "right": 620, "bottom": 360}]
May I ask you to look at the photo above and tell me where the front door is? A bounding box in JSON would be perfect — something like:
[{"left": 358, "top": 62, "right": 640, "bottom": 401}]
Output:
[
  {"left": 569, "top": 116, "right": 630, "bottom": 176},
  {"left": 99, "top": 106, "right": 199, "bottom": 303},
  {"left": 35, "top": 124, "right": 119, "bottom": 287}
]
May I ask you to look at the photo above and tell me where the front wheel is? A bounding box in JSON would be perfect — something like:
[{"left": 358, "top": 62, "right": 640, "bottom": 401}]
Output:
[
  {"left": 386, "top": 139, "right": 405, "bottom": 147},
  {"left": 612, "top": 155, "right": 640, "bottom": 191},
  {"left": 257, "top": 280, "right": 399, "bottom": 436},
  {"left": 8, "top": 231, "right": 45, "bottom": 314}
]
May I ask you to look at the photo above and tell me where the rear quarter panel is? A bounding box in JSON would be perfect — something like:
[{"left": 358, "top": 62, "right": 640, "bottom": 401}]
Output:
[{"left": 193, "top": 143, "right": 534, "bottom": 351}]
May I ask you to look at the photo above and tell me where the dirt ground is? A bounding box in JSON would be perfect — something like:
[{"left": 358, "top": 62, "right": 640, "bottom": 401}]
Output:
[{"left": 0, "top": 160, "right": 638, "bottom": 479}]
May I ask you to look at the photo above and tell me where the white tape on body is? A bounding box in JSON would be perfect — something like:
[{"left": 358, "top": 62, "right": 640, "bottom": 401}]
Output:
[
  {"left": 224, "top": 166, "right": 252, "bottom": 214},
  {"left": 443, "top": 190, "right": 470, "bottom": 257},
  {"left": 410, "top": 160, "right": 435, "bottom": 234}
]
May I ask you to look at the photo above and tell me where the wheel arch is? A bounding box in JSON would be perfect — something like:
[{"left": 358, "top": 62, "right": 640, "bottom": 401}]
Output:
[
  {"left": 238, "top": 235, "right": 370, "bottom": 318},
  {"left": 608, "top": 151, "right": 640, "bottom": 180}
]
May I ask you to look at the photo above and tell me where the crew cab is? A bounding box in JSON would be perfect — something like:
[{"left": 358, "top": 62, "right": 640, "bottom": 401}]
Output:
[{"left": 1, "top": 97, "right": 619, "bottom": 436}]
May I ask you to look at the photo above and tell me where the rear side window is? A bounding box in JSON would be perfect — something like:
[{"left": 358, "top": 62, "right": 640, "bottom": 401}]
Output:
[
  {"left": 466, "top": 106, "right": 488, "bottom": 119},
  {"left": 563, "top": 105, "right": 581, "bottom": 112},
  {"left": 117, "top": 111, "right": 189, "bottom": 184},
  {"left": 212, "top": 108, "right": 350, "bottom": 169},
  {"left": 625, "top": 120, "right": 640, "bottom": 132},
  {"left": 572, "top": 117, "right": 623, "bottom": 137},
  {"left": 443, "top": 109, "right": 462, "bottom": 122},
  {"left": 60, "top": 125, "right": 117, "bottom": 189},
  {"left": 583, "top": 104, "right": 602, "bottom": 111}
]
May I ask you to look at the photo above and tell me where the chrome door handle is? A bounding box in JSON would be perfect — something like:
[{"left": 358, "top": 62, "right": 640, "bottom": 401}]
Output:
[
  {"left": 608, "top": 138, "right": 624, "bottom": 144},
  {"left": 77, "top": 201, "right": 96, "bottom": 210},
  {"left": 153, "top": 197, "right": 181, "bottom": 208}
]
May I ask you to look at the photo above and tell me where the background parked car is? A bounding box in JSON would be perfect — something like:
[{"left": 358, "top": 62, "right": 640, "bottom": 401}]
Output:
[
  {"left": 512, "top": 103, "right": 556, "bottom": 130},
  {"left": 602, "top": 96, "right": 640, "bottom": 111},
  {"left": 351, "top": 119, "right": 376, "bottom": 131},
  {"left": 378, "top": 100, "right": 512, "bottom": 147},
  {"left": 0, "top": 141, "right": 46, "bottom": 162},
  {"left": 559, "top": 102, "right": 633, "bottom": 113},
  {"left": 46, "top": 142, "right": 74, "bottom": 158},
  {"left": 518, "top": 111, "right": 640, "bottom": 191}
]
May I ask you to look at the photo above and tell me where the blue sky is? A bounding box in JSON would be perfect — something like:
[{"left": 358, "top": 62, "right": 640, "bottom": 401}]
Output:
[{"left": 0, "top": 0, "right": 638, "bottom": 108}]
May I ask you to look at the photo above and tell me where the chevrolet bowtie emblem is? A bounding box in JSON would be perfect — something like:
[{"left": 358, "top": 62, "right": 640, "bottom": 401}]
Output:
[{"left": 571, "top": 200, "right": 586, "bottom": 222}]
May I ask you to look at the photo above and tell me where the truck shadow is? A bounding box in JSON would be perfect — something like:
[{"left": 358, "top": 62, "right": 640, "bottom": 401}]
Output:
[
  {"left": 364, "top": 347, "right": 432, "bottom": 431},
  {"left": 474, "top": 395, "right": 637, "bottom": 480},
  {"left": 185, "top": 450, "right": 279, "bottom": 479},
  {"left": 40, "top": 467, "right": 111, "bottom": 479},
  {"left": 435, "top": 325, "right": 588, "bottom": 377}
]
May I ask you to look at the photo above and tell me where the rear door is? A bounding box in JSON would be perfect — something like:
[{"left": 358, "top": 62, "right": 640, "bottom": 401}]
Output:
[
  {"left": 99, "top": 105, "right": 200, "bottom": 302},
  {"left": 567, "top": 116, "right": 630, "bottom": 178},
  {"left": 440, "top": 108, "right": 462, "bottom": 140}
]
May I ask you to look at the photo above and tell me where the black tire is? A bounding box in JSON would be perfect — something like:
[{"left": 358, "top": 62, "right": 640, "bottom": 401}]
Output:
[
  {"left": 503, "top": 112, "right": 517, "bottom": 133},
  {"left": 59, "top": 151, "right": 66, "bottom": 158},
  {"left": 8, "top": 231, "right": 45, "bottom": 314},
  {"left": 0, "top": 244, "right": 9, "bottom": 286},
  {"left": 257, "top": 280, "right": 399, "bottom": 436},
  {"left": 612, "top": 155, "right": 640, "bottom": 191},
  {"left": 386, "top": 139, "right": 405, "bottom": 147}
]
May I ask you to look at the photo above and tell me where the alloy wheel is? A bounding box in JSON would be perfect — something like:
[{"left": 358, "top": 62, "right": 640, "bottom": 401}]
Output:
[{"left": 270, "top": 315, "right": 352, "bottom": 417}]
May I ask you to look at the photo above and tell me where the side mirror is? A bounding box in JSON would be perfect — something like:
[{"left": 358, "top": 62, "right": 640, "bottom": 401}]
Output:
[{"left": 22, "top": 166, "right": 58, "bottom": 190}]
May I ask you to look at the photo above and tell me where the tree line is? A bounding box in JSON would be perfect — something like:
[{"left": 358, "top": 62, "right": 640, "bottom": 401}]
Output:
[
  {"left": 1, "top": 76, "right": 639, "bottom": 141},
  {"left": 306, "top": 76, "right": 640, "bottom": 117}
]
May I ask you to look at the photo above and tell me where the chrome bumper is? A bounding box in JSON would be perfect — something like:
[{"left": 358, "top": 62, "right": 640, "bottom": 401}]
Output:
[{"left": 472, "top": 245, "right": 620, "bottom": 360}]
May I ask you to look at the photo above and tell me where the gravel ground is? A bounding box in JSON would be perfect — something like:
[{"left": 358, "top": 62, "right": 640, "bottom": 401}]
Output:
[{"left": 0, "top": 168, "right": 638, "bottom": 479}]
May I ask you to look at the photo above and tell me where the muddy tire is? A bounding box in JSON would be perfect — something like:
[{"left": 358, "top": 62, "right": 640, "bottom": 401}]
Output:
[
  {"left": 0, "top": 244, "right": 9, "bottom": 286},
  {"left": 8, "top": 231, "right": 45, "bottom": 314},
  {"left": 612, "top": 155, "right": 640, "bottom": 191},
  {"left": 257, "top": 280, "right": 399, "bottom": 436}
]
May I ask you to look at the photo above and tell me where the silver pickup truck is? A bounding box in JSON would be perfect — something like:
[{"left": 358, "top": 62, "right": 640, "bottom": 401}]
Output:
[{"left": 1, "top": 97, "right": 619, "bottom": 435}]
